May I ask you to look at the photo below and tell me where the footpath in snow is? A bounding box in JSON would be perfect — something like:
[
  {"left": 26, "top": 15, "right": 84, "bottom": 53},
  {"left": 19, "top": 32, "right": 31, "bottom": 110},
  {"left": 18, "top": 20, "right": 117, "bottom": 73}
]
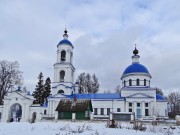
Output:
[{"left": 0, "top": 121, "right": 179, "bottom": 135}]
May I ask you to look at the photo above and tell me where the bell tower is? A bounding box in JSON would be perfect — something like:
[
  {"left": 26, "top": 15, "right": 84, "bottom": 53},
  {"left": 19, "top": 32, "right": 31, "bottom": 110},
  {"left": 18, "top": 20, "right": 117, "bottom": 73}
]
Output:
[{"left": 51, "top": 29, "right": 75, "bottom": 95}]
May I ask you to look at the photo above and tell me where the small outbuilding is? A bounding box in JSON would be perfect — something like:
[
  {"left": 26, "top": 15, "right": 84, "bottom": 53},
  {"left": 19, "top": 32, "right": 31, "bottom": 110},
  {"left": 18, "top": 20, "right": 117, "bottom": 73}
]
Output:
[{"left": 55, "top": 99, "right": 93, "bottom": 120}]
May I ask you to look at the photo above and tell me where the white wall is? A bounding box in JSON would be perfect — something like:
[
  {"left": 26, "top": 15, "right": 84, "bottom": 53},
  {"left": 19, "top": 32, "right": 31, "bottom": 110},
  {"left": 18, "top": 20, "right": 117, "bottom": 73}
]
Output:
[
  {"left": 1, "top": 92, "right": 34, "bottom": 122},
  {"left": 57, "top": 45, "right": 73, "bottom": 64},
  {"left": 92, "top": 100, "right": 124, "bottom": 118},
  {"left": 54, "top": 45, "right": 74, "bottom": 83},
  {"left": 51, "top": 82, "right": 73, "bottom": 95},
  {"left": 156, "top": 101, "right": 168, "bottom": 117},
  {"left": 121, "top": 88, "right": 156, "bottom": 98}
]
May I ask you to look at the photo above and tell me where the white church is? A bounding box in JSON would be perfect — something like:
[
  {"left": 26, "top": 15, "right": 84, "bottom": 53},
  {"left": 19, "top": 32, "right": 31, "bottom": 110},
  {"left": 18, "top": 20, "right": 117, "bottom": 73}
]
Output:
[{"left": 0, "top": 30, "right": 167, "bottom": 122}]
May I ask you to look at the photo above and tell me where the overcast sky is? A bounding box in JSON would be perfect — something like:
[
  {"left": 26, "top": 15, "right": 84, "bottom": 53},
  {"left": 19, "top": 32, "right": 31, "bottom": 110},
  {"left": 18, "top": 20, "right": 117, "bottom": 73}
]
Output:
[{"left": 0, "top": 0, "right": 180, "bottom": 95}]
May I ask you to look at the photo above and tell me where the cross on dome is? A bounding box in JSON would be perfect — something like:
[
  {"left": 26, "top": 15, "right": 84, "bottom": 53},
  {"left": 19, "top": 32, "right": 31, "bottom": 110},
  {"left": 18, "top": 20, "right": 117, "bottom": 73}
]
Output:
[
  {"left": 133, "top": 44, "right": 139, "bottom": 55},
  {"left": 64, "top": 28, "right": 67, "bottom": 34},
  {"left": 63, "top": 28, "right": 68, "bottom": 39}
]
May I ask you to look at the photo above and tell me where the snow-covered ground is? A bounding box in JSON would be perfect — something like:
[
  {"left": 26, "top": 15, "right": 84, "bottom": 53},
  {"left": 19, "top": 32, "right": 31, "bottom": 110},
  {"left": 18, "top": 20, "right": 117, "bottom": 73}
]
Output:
[{"left": 0, "top": 121, "right": 179, "bottom": 135}]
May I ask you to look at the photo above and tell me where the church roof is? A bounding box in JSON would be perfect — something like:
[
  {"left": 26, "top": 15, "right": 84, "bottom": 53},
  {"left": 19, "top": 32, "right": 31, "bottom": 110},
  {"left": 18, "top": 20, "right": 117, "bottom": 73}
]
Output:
[
  {"left": 57, "top": 29, "right": 74, "bottom": 48},
  {"left": 121, "top": 46, "right": 151, "bottom": 78},
  {"left": 57, "top": 39, "right": 73, "bottom": 47},
  {"left": 156, "top": 94, "right": 166, "bottom": 101},
  {"left": 50, "top": 93, "right": 165, "bottom": 102},
  {"left": 122, "top": 63, "right": 151, "bottom": 76},
  {"left": 55, "top": 99, "right": 93, "bottom": 112},
  {"left": 66, "top": 93, "right": 124, "bottom": 100},
  {"left": 126, "top": 93, "right": 154, "bottom": 98}
]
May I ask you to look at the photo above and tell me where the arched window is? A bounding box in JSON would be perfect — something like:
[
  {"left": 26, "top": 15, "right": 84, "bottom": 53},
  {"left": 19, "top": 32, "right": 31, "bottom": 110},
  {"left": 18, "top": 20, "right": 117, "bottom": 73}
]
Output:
[
  {"left": 124, "top": 80, "right": 126, "bottom": 87},
  {"left": 144, "top": 79, "right": 146, "bottom": 86},
  {"left": 61, "top": 50, "right": 66, "bottom": 61},
  {"left": 60, "top": 70, "right": 65, "bottom": 82},
  {"left": 58, "top": 90, "right": 64, "bottom": 94},
  {"left": 44, "top": 110, "right": 47, "bottom": 115},
  {"left": 136, "top": 79, "right": 140, "bottom": 86},
  {"left": 129, "top": 79, "right": 132, "bottom": 86}
]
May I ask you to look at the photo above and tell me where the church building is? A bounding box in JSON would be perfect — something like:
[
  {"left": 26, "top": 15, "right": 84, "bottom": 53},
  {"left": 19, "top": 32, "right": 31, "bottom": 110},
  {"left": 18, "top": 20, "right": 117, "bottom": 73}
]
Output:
[{"left": 0, "top": 30, "right": 167, "bottom": 122}]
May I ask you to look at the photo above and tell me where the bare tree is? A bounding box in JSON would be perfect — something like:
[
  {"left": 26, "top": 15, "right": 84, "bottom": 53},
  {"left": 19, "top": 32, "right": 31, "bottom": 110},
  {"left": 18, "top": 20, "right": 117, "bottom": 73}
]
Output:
[
  {"left": 104, "top": 90, "right": 111, "bottom": 93},
  {"left": 76, "top": 72, "right": 86, "bottom": 93},
  {"left": 115, "top": 85, "right": 121, "bottom": 93},
  {"left": 92, "top": 74, "right": 99, "bottom": 93},
  {"left": 168, "top": 91, "right": 180, "bottom": 118},
  {"left": 76, "top": 73, "right": 99, "bottom": 93},
  {"left": 0, "top": 60, "right": 23, "bottom": 105}
]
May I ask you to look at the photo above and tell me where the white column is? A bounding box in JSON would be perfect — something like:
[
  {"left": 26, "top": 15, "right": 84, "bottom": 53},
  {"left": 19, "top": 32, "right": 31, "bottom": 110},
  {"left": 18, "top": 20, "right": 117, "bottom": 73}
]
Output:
[
  {"left": 109, "top": 113, "right": 113, "bottom": 120},
  {"left": 24, "top": 103, "right": 27, "bottom": 121},
  {"left": 57, "top": 50, "right": 60, "bottom": 63},
  {"left": 5, "top": 103, "right": 9, "bottom": 121},
  {"left": 149, "top": 102, "right": 152, "bottom": 116},
  {"left": 51, "top": 101, "right": 53, "bottom": 116},
  {"left": 126, "top": 102, "right": 129, "bottom": 112},
  {"left": 2, "top": 104, "right": 5, "bottom": 121},
  {"left": 124, "top": 101, "right": 126, "bottom": 112},
  {"left": 52, "top": 101, "right": 54, "bottom": 115},
  {"left": 72, "top": 113, "right": 76, "bottom": 121},
  {"left": 49, "top": 101, "right": 51, "bottom": 115},
  {"left": 2, "top": 103, "right": 7, "bottom": 122},
  {"left": 47, "top": 101, "right": 50, "bottom": 115},
  {"left": 142, "top": 102, "right": 145, "bottom": 117},
  {"left": 98, "top": 108, "right": 100, "bottom": 115},
  {"left": 153, "top": 99, "right": 156, "bottom": 115},
  {"left": 133, "top": 102, "right": 137, "bottom": 117},
  {"left": 51, "top": 101, "right": 53, "bottom": 115},
  {"left": 20, "top": 103, "right": 26, "bottom": 122},
  {"left": 23, "top": 103, "right": 26, "bottom": 119},
  {"left": 55, "top": 111, "right": 58, "bottom": 121},
  {"left": 112, "top": 100, "right": 114, "bottom": 113},
  {"left": 104, "top": 108, "right": 107, "bottom": 115},
  {"left": 131, "top": 113, "right": 134, "bottom": 121},
  {"left": 90, "top": 112, "right": 94, "bottom": 120}
]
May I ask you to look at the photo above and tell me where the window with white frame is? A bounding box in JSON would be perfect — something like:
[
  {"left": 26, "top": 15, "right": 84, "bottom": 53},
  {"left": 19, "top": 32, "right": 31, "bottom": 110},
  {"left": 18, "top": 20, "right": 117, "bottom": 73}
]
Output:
[
  {"left": 94, "top": 108, "right": 97, "bottom": 115},
  {"left": 107, "top": 108, "right": 110, "bottom": 115},
  {"left": 101, "top": 108, "right": 104, "bottom": 115}
]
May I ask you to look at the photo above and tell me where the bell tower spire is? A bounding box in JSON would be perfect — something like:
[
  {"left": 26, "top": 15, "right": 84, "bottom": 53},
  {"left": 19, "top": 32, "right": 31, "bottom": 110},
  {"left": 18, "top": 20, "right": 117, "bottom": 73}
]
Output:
[{"left": 51, "top": 29, "right": 75, "bottom": 95}]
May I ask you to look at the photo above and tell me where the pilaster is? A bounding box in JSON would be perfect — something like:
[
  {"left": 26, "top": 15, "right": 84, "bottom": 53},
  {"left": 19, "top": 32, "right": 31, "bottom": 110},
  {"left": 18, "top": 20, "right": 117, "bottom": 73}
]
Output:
[
  {"left": 142, "top": 101, "right": 145, "bottom": 117},
  {"left": 133, "top": 102, "right": 137, "bottom": 117}
]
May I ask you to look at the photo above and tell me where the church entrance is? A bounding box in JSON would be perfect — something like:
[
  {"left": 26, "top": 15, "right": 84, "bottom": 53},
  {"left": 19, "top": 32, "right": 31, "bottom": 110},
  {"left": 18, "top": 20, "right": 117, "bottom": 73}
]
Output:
[
  {"left": 9, "top": 103, "right": 22, "bottom": 122},
  {"left": 32, "top": 112, "right": 36, "bottom": 123},
  {"left": 137, "top": 108, "right": 141, "bottom": 118}
]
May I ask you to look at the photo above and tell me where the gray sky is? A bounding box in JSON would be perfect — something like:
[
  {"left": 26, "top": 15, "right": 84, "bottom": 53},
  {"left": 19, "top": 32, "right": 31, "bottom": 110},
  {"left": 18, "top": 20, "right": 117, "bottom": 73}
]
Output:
[{"left": 0, "top": 0, "right": 180, "bottom": 95}]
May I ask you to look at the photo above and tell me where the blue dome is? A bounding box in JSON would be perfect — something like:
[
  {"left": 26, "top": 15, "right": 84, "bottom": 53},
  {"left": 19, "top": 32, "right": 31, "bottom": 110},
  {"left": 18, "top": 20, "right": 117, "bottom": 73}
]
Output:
[
  {"left": 58, "top": 39, "right": 73, "bottom": 47},
  {"left": 156, "top": 94, "right": 166, "bottom": 100},
  {"left": 123, "top": 63, "right": 150, "bottom": 76}
]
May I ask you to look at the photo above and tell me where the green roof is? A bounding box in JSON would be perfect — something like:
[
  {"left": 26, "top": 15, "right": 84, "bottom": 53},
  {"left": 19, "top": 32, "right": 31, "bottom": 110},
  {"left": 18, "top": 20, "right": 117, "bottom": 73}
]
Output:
[{"left": 55, "top": 99, "right": 93, "bottom": 112}]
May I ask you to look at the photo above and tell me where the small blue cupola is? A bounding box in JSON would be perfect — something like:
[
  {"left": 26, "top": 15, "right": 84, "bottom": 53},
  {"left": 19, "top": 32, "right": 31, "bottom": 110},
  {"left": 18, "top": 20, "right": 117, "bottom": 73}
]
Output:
[
  {"left": 121, "top": 45, "right": 151, "bottom": 78},
  {"left": 57, "top": 29, "right": 73, "bottom": 48}
]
